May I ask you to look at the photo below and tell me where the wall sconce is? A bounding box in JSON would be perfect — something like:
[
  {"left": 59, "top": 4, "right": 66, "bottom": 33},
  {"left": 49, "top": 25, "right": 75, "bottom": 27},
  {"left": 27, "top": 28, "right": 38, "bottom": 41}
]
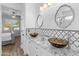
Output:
[
  {"left": 43, "top": 3, "right": 48, "bottom": 9},
  {"left": 40, "top": 3, "right": 53, "bottom": 12},
  {"left": 40, "top": 3, "right": 48, "bottom": 12},
  {"left": 40, "top": 6, "right": 44, "bottom": 12}
]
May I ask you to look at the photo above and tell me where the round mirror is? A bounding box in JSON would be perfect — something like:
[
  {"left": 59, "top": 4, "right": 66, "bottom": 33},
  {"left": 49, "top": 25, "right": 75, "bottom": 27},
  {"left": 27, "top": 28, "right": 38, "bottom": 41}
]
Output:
[
  {"left": 55, "top": 5, "right": 74, "bottom": 28},
  {"left": 36, "top": 14, "right": 43, "bottom": 28}
]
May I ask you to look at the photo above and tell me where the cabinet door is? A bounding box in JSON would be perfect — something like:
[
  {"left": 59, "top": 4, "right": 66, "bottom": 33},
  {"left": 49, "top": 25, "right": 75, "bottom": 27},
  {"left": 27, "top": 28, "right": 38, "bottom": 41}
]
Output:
[
  {"left": 27, "top": 39, "right": 52, "bottom": 56},
  {"left": 36, "top": 46, "right": 52, "bottom": 56},
  {"left": 31, "top": 41, "right": 52, "bottom": 56},
  {"left": 27, "top": 40, "right": 37, "bottom": 56}
]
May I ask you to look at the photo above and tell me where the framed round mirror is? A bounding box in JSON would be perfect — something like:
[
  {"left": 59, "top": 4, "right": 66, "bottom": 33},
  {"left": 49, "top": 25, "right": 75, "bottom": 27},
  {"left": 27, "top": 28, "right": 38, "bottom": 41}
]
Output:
[
  {"left": 55, "top": 4, "right": 74, "bottom": 28},
  {"left": 36, "top": 14, "right": 43, "bottom": 28}
]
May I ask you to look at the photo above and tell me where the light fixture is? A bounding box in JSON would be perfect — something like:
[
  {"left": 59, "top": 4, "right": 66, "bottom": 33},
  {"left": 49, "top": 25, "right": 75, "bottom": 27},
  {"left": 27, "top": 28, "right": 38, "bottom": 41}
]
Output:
[
  {"left": 12, "top": 12, "right": 16, "bottom": 18},
  {"left": 40, "top": 6, "right": 44, "bottom": 12},
  {"left": 40, "top": 3, "right": 49, "bottom": 12},
  {"left": 12, "top": 15, "right": 16, "bottom": 19},
  {"left": 43, "top": 3, "right": 48, "bottom": 9}
]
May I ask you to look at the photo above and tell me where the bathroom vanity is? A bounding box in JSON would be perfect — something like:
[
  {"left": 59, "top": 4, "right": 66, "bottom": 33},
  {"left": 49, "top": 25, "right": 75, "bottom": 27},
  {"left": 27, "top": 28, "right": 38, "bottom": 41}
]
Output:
[{"left": 25, "top": 28, "right": 79, "bottom": 56}]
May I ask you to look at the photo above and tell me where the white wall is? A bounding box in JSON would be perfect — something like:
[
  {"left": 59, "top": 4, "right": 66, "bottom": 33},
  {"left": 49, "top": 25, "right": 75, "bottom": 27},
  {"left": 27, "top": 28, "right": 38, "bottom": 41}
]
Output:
[
  {"left": 41, "top": 3, "right": 79, "bottom": 30},
  {"left": 25, "top": 3, "right": 42, "bottom": 28}
]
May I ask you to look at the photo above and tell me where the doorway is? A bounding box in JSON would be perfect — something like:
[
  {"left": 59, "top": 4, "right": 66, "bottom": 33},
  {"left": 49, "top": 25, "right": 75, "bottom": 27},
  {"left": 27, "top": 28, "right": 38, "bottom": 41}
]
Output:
[{"left": 1, "top": 5, "right": 24, "bottom": 56}]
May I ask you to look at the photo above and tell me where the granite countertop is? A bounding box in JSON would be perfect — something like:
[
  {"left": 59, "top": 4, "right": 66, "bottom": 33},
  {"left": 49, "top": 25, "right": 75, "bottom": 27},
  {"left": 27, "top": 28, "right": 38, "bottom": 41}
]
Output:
[{"left": 27, "top": 34, "right": 79, "bottom": 56}]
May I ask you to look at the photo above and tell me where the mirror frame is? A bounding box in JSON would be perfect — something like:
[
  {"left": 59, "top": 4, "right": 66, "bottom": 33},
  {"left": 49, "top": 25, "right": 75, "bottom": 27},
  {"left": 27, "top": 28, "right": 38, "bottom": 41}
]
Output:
[
  {"left": 55, "top": 4, "right": 75, "bottom": 29},
  {"left": 36, "top": 14, "right": 43, "bottom": 28}
]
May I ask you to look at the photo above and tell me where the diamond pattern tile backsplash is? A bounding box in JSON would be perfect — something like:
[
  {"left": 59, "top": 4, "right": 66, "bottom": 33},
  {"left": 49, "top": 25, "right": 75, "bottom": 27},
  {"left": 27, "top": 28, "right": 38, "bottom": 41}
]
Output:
[{"left": 26, "top": 28, "right": 79, "bottom": 51}]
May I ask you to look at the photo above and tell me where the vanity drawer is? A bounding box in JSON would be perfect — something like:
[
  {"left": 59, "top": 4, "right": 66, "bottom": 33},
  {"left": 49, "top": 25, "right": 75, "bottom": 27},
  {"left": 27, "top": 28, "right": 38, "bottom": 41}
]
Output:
[{"left": 27, "top": 39, "right": 37, "bottom": 56}]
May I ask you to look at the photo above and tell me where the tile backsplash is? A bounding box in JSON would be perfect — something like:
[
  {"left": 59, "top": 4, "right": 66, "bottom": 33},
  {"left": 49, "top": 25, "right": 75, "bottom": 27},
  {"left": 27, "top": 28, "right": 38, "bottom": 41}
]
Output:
[{"left": 26, "top": 28, "right": 79, "bottom": 52}]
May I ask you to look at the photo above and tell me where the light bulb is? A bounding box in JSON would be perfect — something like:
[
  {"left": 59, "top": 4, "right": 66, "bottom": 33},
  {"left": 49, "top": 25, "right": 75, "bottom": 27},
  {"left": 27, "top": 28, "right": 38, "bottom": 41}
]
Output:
[
  {"left": 40, "top": 6, "right": 44, "bottom": 12},
  {"left": 43, "top": 3, "right": 48, "bottom": 9},
  {"left": 12, "top": 12, "right": 16, "bottom": 18},
  {"left": 40, "top": 3, "right": 49, "bottom": 12},
  {"left": 12, "top": 15, "right": 16, "bottom": 18}
]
